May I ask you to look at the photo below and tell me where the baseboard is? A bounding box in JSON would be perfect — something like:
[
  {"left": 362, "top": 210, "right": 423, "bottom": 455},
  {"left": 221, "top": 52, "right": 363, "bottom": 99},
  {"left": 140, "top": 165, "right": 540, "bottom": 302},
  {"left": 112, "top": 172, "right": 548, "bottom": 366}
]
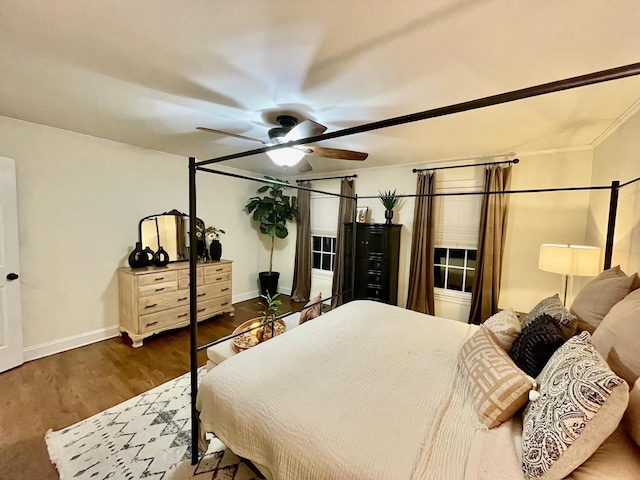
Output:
[
  {"left": 23, "top": 287, "right": 297, "bottom": 362},
  {"left": 23, "top": 325, "right": 121, "bottom": 362}
]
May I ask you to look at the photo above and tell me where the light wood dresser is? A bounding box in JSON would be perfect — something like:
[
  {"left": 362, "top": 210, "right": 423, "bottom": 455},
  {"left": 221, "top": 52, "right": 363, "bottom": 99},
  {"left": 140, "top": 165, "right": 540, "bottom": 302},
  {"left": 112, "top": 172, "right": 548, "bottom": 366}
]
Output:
[{"left": 118, "top": 260, "right": 234, "bottom": 347}]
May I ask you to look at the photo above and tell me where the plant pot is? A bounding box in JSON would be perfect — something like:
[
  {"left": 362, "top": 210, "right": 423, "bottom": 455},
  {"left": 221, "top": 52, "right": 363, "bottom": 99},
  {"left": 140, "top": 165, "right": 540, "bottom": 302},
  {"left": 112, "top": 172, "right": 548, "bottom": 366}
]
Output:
[
  {"left": 384, "top": 209, "right": 394, "bottom": 225},
  {"left": 209, "top": 240, "right": 222, "bottom": 261},
  {"left": 259, "top": 271, "right": 280, "bottom": 297}
]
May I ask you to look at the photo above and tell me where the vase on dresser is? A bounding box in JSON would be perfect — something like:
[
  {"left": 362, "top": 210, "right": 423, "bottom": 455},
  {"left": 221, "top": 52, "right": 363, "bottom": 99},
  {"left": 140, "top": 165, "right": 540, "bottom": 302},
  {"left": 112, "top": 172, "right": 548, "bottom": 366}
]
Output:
[
  {"left": 209, "top": 240, "right": 222, "bottom": 261},
  {"left": 128, "top": 242, "right": 149, "bottom": 268},
  {"left": 152, "top": 246, "right": 170, "bottom": 267}
]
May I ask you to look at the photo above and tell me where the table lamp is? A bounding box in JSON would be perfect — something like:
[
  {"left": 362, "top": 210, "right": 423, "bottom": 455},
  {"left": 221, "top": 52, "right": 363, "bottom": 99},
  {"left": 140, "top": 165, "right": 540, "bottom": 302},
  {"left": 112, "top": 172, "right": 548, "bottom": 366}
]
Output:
[{"left": 538, "top": 244, "right": 601, "bottom": 305}]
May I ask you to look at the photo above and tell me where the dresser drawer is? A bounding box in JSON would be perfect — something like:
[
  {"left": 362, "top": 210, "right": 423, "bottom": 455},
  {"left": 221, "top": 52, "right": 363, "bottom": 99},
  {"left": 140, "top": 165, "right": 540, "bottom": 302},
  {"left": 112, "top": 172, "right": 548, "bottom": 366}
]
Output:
[
  {"left": 139, "top": 306, "right": 191, "bottom": 333},
  {"left": 138, "top": 281, "right": 178, "bottom": 298},
  {"left": 204, "top": 271, "right": 232, "bottom": 285},
  {"left": 178, "top": 269, "right": 204, "bottom": 289},
  {"left": 203, "top": 263, "right": 232, "bottom": 276},
  {"left": 196, "top": 281, "right": 231, "bottom": 301},
  {"left": 138, "top": 271, "right": 178, "bottom": 287},
  {"left": 196, "top": 296, "right": 232, "bottom": 319},
  {"left": 139, "top": 288, "right": 191, "bottom": 314}
]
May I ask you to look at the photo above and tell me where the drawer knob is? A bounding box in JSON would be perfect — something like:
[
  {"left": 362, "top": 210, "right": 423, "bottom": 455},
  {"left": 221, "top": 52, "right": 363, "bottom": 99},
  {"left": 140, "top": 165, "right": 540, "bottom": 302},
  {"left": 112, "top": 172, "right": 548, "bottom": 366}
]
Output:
[
  {"left": 221, "top": 302, "right": 229, "bottom": 306},
  {"left": 178, "top": 296, "right": 188, "bottom": 301},
  {"left": 145, "top": 303, "right": 158, "bottom": 309},
  {"left": 155, "top": 287, "right": 165, "bottom": 292},
  {"left": 197, "top": 308, "right": 206, "bottom": 313},
  {"left": 146, "top": 321, "right": 159, "bottom": 327},
  {"left": 197, "top": 292, "right": 206, "bottom": 297},
  {"left": 216, "top": 277, "right": 223, "bottom": 281},
  {"left": 221, "top": 287, "right": 229, "bottom": 292},
  {"left": 216, "top": 268, "right": 223, "bottom": 272},
  {"left": 154, "top": 277, "right": 164, "bottom": 281},
  {"left": 178, "top": 313, "right": 188, "bottom": 318}
]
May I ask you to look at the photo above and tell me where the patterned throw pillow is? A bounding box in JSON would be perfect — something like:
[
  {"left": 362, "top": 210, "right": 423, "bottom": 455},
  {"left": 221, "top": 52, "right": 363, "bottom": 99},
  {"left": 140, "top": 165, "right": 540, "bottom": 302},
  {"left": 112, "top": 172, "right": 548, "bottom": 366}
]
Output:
[
  {"left": 521, "top": 294, "right": 576, "bottom": 330},
  {"left": 521, "top": 332, "right": 629, "bottom": 480},
  {"left": 482, "top": 308, "right": 521, "bottom": 352},
  {"left": 458, "top": 327, "right": 534, "bottom": 428},
  {"left": 509, "top": 315, "right": 565, "bottom": 377},
  {"left": 298, "top": 293, "right": 322, "bottom": 324}
]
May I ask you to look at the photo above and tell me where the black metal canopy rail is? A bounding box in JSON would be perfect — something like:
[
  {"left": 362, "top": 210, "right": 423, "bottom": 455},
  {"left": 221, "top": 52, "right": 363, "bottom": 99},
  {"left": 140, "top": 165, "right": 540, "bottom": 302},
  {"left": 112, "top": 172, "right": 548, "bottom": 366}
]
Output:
[
  {"left": 188, "top": 62, "right": 640, "bottom": 466},
  {"left": 296, "top": 174, "right": 358, "bottom": 183}
]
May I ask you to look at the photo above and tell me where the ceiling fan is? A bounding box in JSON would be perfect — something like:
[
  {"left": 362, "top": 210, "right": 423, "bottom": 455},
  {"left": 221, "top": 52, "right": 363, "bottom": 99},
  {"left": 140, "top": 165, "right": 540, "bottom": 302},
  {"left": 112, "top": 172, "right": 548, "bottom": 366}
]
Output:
[{"left": 197, "top": 115, "right": 368, "bottom": 172}]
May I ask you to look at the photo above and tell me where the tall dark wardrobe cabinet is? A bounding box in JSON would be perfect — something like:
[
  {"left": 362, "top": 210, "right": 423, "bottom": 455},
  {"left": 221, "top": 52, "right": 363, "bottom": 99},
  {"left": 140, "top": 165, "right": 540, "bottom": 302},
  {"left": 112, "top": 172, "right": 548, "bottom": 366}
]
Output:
[{"left": 343, "top": 223, "right": 402, "bottom": 305}]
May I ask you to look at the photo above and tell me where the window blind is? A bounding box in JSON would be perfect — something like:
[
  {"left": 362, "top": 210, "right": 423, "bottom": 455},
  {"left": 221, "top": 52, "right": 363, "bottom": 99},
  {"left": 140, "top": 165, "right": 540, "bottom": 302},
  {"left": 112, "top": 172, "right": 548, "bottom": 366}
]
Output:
[
  {"left": 310, "top": 194, "right": 339, "bottom": 236},
  {"left": 434, "top": 182, "right": 482, "bottom": 249}
]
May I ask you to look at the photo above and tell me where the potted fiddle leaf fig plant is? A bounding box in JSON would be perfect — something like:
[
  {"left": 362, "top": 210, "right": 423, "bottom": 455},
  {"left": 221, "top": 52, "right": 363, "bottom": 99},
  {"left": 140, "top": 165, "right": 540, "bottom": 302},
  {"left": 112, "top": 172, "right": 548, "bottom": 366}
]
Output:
[
  {"left": 379, "top": 189, "right": 400, "bottom": 224},
  {"left": 245, "top": 177, "right": 298, "bottom": 296}
]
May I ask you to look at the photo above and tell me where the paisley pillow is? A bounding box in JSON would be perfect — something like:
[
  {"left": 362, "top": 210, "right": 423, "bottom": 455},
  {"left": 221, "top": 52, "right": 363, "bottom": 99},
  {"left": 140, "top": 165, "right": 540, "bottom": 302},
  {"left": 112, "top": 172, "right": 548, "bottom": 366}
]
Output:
[
  {"left": 521, "top": 293, "right": 576, "bottom": 330},
  {"left": 521, "top": 332, "right": 629, "bottom": 480}
]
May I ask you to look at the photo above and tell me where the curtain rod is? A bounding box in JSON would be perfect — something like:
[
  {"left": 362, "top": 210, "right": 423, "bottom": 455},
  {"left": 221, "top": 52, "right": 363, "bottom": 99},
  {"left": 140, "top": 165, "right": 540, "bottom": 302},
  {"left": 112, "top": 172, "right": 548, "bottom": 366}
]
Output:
[
  {"left": 620, "top": 175, "right": 640, "bottom": 188},
  {"left": 195, "top": 61, "right": 640, "bottom": 167},
  {"left": 412, "top": 158, "right": 519, "bottom": 173},
  {"left": 296, "top": 174, "right": 358, "bottom": 183},
  {"left": 196, "top": 166, "right": 357, "bottom": 199}
]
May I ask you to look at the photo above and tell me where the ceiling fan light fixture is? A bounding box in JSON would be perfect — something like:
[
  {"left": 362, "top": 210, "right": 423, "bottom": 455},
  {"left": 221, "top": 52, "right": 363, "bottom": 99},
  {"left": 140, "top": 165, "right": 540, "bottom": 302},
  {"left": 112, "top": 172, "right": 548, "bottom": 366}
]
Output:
[{"left": 266, "top": 147, "right": 305, "bottom": 167}]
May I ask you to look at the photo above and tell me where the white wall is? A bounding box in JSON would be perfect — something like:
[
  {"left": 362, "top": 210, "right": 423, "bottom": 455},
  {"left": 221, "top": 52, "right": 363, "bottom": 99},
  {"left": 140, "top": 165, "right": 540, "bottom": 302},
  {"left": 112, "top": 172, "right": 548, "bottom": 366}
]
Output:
[
  {"left": 499, "top": 149, "right": 595, "bottom": 312},
  {"left": 587, "top": 108, "right": 640, "bottom": 273},
  {"left": 0, "top": 116, "right": 260, "bottom": 353}
]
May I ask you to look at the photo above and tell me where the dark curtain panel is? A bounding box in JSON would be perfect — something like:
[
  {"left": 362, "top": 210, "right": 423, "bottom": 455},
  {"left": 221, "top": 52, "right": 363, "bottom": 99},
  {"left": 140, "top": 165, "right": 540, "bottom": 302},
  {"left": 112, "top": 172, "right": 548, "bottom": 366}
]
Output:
[
  {"left": 291, "top": 181, "right": 312, "bottom": 302},
  {"left": 406, "top": 171, "right": 436, "bottom": 314},
  {"left": 331, "top": 178, "right": 356, "bottom": 308},
  {"left": 469, "top": 166, "right": 512, "bottom": 324}
]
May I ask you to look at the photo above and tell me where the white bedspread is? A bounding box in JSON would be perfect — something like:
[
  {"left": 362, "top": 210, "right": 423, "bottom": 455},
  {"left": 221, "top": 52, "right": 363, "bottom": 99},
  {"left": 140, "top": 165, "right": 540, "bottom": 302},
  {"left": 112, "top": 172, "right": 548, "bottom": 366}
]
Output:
[{"left": 197, "top": 300, "right": 483, "bottom": 480}]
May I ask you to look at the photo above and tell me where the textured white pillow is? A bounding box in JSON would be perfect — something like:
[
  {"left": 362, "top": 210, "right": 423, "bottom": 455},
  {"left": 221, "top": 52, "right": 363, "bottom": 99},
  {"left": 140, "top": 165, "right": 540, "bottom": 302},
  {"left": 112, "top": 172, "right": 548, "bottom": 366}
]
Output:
[
  {"left": 482, "top": 308, "right": 521, "bottom": 352},
  {"left": 521, "top": 332, "right": 629, "bottom": 480}
]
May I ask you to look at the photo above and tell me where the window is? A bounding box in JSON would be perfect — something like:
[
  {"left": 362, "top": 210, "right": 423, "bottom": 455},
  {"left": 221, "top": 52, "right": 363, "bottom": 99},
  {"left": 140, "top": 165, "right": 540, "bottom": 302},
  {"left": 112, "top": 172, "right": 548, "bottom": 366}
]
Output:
[
  {"left": 310, "top": 193, "right": 339, "bottom": 274},
  {"left": 434, "top": 248, "right": 477, "bottom": 293},
  {"left": 312, "top": 235, "right": 336, "bottom": 272}
]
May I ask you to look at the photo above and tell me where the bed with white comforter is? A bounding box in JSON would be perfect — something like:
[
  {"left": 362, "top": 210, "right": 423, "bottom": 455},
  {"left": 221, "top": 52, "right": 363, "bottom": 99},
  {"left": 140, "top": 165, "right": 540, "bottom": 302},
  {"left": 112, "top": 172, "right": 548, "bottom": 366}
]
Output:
[{"left": 196, "top": 300, "right": 521, "bottom": 480}]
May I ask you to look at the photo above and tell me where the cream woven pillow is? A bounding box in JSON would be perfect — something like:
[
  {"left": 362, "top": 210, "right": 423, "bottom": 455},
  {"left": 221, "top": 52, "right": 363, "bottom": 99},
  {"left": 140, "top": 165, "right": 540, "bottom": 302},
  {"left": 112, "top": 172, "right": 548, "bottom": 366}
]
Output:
[
  {"left": 521, "top": 332, "right": 629, "bottom": 480},
  {"left": 482, "top": 308, "right": 521, "bottom": 352},
  {"left": 570, "top": 266, "right": 635, "bottom": 333},
  {"left": 458, "top": 327, "right": 534, "bottom": 428}
]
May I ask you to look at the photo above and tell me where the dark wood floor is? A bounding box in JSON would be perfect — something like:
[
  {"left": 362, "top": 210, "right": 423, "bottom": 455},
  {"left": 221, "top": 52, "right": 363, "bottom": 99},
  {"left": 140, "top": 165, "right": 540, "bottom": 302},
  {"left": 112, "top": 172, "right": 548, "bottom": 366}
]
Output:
[{"left": 0, "top": 295, "right": 306, "bottom": 480}]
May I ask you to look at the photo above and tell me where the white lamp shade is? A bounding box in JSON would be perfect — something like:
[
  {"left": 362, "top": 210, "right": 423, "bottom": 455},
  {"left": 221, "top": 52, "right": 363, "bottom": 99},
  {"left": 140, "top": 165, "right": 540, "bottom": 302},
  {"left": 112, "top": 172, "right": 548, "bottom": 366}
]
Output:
[
  {"left": 538, "top": 244, "right": 601, "bottom": 277},
  {"left": 266, "top": 148, "right": 305, "bottom": 167}
]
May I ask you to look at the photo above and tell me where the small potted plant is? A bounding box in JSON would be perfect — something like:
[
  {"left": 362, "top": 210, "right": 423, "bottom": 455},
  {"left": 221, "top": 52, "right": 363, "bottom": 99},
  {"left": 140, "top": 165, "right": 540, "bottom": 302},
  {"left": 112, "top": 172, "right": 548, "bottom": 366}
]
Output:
[
  {"left": 204, "top": 226, "right": 225, "bottom": 261},
  {"left": 379, "top": 189, "right": 400, "bottom": 224},
  {"left": 255, "top": 292, "right": 282, "bottom": 343}
]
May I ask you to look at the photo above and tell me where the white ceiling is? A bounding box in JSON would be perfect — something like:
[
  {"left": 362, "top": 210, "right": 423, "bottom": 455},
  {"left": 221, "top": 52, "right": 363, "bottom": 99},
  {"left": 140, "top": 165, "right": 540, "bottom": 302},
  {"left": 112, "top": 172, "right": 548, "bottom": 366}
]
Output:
[{"left": 1, "top": 0, "right": 640, "bottom": 175}]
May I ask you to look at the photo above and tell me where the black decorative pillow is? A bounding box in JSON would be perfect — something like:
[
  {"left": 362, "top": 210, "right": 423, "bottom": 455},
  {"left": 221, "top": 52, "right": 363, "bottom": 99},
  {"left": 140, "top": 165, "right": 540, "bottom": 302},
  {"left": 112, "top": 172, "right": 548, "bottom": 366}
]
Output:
[{"left": 509, "top": 315, "right": 565, "bottom": 377}]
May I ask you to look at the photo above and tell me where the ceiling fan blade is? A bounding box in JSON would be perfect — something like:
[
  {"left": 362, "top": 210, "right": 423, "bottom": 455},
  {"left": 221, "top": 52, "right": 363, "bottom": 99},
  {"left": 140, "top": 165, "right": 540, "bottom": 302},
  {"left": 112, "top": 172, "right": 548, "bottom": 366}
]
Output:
[
  {"left": 284, "top": 120, "right": 327, "bottom": 142},
  {"left": 196, "top": 127, "right": 268, "bottom": 145},
  {"left": 297, "top": 159, "right": 313, "bottom": 173},
  {"left": 304, "top": 146, "right": 368, "bottom": 161}
]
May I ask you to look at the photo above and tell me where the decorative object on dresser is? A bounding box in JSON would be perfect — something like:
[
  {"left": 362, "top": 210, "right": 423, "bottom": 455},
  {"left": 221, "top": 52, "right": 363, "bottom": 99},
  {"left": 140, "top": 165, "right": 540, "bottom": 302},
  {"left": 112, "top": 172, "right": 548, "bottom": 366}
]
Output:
[
  {"left": 343, "top": 222, "right": 401, "bottom": 304},
  {"left": 378, "top": 189, "right": 400, "bottom": 225},
  {"left": 118, "top": 260, "right": 233, "bottom": 347},
  {"left": 127, "top": 241, "right": 149, "bottom": 268},
  {"left": 356, "top": 206, "right": 369, "bottom": 223},
  {"left": 138, "top": 209, "right": 205, "bottom": 263},
  {"left": 203, "top": 225, "right": 225, "bottom": 262},
  {"left": 245, "top": 177, "right": 298, "bottom": 296}
]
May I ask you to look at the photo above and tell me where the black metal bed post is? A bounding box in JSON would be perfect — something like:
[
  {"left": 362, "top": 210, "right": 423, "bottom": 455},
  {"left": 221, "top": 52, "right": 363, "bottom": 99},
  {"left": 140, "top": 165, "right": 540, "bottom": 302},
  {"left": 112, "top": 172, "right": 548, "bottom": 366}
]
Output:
[
  {"left": 604, "top": 180, "right": 620, "bottom": 270},
  {"left": 188, "top": 157, "right": 200, "bottom": 465}
]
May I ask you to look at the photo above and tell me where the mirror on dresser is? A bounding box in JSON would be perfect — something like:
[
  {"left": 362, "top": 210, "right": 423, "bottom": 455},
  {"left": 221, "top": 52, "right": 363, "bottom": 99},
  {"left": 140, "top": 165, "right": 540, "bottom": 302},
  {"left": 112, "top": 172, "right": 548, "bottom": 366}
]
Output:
[{"left": 138, "top": 209, "right": 205, "bottom": 262}]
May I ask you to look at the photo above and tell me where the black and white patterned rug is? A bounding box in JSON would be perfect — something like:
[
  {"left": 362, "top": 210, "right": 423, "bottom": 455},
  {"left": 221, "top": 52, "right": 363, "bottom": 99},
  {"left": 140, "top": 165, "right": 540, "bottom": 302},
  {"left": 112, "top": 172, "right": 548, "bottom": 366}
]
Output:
[{"left": 45, "top": 368, "right": 259, "bottom": 480}]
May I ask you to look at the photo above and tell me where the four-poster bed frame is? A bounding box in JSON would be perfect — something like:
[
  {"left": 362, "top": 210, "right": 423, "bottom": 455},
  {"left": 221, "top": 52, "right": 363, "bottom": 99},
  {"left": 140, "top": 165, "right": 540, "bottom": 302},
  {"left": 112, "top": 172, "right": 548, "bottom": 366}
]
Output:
[{"left": 187, "top": 61, "right": 640, "bottom": 466}]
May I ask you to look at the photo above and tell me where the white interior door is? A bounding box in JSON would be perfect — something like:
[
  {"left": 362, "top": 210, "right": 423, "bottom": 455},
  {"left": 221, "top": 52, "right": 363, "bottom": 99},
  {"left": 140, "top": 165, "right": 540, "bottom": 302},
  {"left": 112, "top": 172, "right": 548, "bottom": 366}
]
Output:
[{"left": 0, "top": 157, "right": 23, "bottom": 372}]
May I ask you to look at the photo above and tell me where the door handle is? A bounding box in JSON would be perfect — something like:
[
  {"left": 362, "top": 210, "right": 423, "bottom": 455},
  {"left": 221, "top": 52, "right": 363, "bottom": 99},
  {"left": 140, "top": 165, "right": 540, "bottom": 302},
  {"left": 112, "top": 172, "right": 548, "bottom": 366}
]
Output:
[{"left": 6, "top": 273, "right": 19, "bottom": 281}]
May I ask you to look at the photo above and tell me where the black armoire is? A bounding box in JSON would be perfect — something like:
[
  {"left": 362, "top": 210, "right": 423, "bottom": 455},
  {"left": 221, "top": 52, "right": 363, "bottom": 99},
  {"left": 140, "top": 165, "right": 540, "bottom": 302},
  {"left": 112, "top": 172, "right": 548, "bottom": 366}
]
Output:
[{"left": 343, "top": 223, "right": 402, "bottom": 305}]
